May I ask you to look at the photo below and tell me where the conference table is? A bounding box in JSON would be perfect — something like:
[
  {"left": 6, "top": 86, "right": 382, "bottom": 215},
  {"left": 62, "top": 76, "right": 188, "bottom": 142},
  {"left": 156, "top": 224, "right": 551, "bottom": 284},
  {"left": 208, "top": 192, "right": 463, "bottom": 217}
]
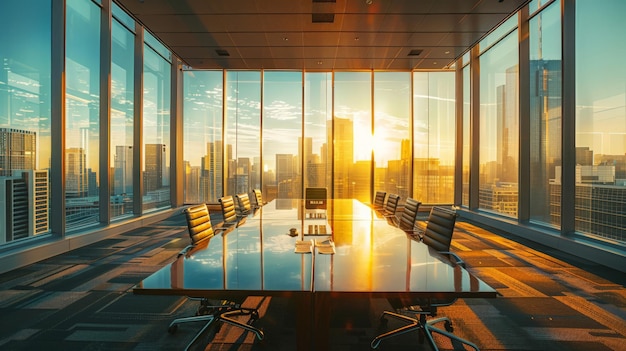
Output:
[{"left": 133, "top": 199, "right": 497, "bottom": 350}]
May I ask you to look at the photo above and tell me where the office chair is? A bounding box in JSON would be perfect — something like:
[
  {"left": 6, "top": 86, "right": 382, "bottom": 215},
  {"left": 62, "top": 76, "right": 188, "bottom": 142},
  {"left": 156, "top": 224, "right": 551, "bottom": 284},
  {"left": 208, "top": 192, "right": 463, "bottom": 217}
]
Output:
[
  {"left": 252, "top": 188, "right": 264, "bottom": 207},
  {"left": 371, "top": 206, "right": 479, "bottom": 351},
  {"left": 168, "top": 204, "right": 264, "bottom": 350},
  {"left": 390, "top": 197, "right": 421, "bottom": 234},
  {"left": 235, "top": 192, "right": 252, "bottom": 215},
  {"left": 377, "top": 193, "right": 400, "bottom": 218},
  {"left": 218, "top": 195, "right": 239, "bottom": 227},
  {"left": 371, "top": 191, "right": 387, "bottom": 210}
]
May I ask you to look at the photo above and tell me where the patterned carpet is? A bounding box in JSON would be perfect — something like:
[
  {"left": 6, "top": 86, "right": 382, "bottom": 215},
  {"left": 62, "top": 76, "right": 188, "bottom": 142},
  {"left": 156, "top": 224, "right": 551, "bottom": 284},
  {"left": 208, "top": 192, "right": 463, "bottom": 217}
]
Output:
[{"left": 0, "top": 211, "right": 624, "bottom": 351}]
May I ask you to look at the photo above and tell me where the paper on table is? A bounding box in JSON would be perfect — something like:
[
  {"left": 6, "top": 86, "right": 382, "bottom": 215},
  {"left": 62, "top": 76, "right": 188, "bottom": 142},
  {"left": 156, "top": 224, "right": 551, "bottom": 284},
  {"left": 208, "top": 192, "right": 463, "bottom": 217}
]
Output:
[
  {"left": 295, "top": 239, "right": 314, "bottom": 254},
  {"left": 316, "top": 239, "right": 335, "bottom": 255}
]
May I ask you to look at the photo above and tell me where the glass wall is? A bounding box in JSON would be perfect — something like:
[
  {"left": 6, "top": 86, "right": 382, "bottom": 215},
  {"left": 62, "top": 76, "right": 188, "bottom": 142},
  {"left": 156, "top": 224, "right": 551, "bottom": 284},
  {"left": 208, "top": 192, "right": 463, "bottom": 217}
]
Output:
[
  {"left": 529, "top": 0, "right": 562, "bottom": 227},
  {"left": 478, "top": 23, "right": 519, "bottom": 217},
  {"left": 110, "top": 8, "right": 135, "bottom": 219},
  {"left": 333, "top": 72, "right": 372, "bottom": 202},
  {"left": 142, "top": 37, "right": 171, "bottom": 212},
  {"left": 575, "top": 0, "right": 626, "bottom": 241},
  {"left": 263, "top": 71, "right": 303, "bottom": 200},
  {"left": 374, "top": 72, "right": 411, "bottom": 202},
  {"left": 413, "top": 72, "right": 456, "bottom": 204},
  {"left": 0, "top": 0, "right": 51, "bottom": 243},
  {"left": 183, "top": 71, "right": 223, "bottom": 204},
  {"left": 224, "top": 71, "right": 261, "bottom": 198},
  {"left": 65, "top": 0, "right": 101, "bottom": 228},
  {"left": 304, "top": 73, "right": 332, "bottom": 193}
]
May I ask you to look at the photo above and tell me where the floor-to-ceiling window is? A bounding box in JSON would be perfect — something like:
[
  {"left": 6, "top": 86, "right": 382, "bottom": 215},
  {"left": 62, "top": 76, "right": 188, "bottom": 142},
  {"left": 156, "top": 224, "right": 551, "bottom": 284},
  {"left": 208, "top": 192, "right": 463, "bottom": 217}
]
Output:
[
  {"left": 0, "top": 0, "right": 52, "bottom": 244},
  {"left": 478, "top": 16, "right": 519, "bottom": 217},
  {"left": 304, "top": 72, "right": 332, "bottom": 192},
  {"left": 575, "top": 0, "right": 626, "bottom": 242},
  {"left": 462, "top": 60, "right": 471, "bottom": 207},
  {"left": 110, "top": 4, "right": 135, "bottom": 219},
  {"left": 183, "top": 70, "right": 223, "bottom": 204},
  {"left": 225, "top": 71, "right": 261, "bottom": 198},
  {"left": 142, "top": 33, "right": 171, "bottom": 212},
  {"left": 413, "top": 72, "right": 456, "bottom": 204},
  {"left": 262, "top": 71, "right": 303, "bottom": 200},
  {"left": 65, "top": 0, "right": 101, "bottom": 229},
  {"left": 374, "top": 72, "right": 411, "bottom": 202},
  {"left": 529, "top": 0, "right": 562, "bottom": 228},
  {"left": 333, "top": 72, "right": 372, "bottom": 202}
]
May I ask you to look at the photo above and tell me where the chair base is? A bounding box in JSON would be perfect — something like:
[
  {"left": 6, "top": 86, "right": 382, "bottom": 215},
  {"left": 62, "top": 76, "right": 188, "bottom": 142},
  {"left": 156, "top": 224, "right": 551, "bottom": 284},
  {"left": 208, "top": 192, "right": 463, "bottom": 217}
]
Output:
[
  {"left": 169, "top": 300, "right": 264, "bottom": 351},
  {"left": 371, "top": 310, "right": 479, "bottom": 351}
]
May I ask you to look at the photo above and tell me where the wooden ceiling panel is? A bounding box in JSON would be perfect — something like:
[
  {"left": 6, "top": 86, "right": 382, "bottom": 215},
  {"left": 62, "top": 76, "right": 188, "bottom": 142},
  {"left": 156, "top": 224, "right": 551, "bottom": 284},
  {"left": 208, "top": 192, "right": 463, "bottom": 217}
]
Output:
[{"left": 115, "top": 0, "right": 529, "bottom": 70}]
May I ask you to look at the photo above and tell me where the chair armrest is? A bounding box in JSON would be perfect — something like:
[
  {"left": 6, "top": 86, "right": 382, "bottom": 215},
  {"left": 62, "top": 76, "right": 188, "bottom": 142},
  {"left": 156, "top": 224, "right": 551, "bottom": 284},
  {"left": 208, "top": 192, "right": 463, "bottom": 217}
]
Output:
[{"left": 439, "top": 251, "right": 466, "bottom": 268}]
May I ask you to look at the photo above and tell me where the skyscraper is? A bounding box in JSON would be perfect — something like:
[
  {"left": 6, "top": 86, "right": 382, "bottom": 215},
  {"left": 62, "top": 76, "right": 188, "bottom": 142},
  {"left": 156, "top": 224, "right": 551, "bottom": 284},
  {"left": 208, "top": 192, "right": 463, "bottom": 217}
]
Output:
[
  {"left": 0, "top": 129, "right": 49, "bottom": 243},
  {"left": 144, "top": 143, "right": 166, "bottom": 195}
]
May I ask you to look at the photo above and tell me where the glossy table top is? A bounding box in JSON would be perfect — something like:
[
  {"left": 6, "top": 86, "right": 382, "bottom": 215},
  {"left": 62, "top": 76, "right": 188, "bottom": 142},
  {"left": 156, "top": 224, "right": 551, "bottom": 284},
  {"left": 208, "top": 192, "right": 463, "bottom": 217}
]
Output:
[{"left": 133, "top": 199, "right": 496, "bottom": 299}]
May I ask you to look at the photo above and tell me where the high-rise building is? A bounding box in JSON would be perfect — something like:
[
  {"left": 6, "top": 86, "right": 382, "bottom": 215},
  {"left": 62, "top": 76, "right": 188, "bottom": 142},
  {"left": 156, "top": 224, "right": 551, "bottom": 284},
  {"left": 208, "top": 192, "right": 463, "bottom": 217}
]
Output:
[
  {"left": 0, "top": 129, "right": 49, "bottom": 243},
  {"left": 0, "top": 128, "right": 37, "bottom": 176},
  {"left": 144, "top": 144, "right": 166, "bottom": 195},
  {"left": 66, "top": 147, "right": 88, "bottom": 198},
  {"left": 114, "top": 145, "right": 133, "bottom": 195}
]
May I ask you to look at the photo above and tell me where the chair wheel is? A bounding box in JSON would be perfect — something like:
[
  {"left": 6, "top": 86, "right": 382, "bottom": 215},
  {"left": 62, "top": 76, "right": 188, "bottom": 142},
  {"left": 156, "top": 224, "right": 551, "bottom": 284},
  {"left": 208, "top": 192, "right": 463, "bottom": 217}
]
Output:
[
  {"left": 168, "top": 324, "right": 178, "bottom": 334},
  {"left": 444, "top": 320, "right": 454, "bottom": 332}
]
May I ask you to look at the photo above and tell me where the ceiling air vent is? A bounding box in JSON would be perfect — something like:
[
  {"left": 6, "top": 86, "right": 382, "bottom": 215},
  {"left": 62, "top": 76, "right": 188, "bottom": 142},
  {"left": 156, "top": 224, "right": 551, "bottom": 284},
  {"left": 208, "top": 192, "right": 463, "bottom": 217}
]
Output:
[
  {"left": 408, "top": 49, "right": 423, "bottom": 56},
  {"left": 312, "top": 13, "right": 335, "bottom": 23},
  {"left": 216, "top": 49, "right": 230, "bottom": 57}
]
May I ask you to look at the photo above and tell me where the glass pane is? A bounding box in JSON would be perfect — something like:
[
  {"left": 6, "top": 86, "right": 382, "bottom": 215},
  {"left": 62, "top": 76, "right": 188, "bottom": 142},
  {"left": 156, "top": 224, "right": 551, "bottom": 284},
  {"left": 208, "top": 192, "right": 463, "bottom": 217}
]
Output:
[
  {"left": 65, "top": 0, "right": 101, "bottom": 229},
  {"left": 374, "top": 72, "right": 411, "bottom": 202},
  {"left": 111, "top": 19, "right": 135, "bottom": 219},
  {"left": 112, "top": 2, "right": 135, "bottom": 32},
  {"left": 0, "top": 0, "right": 51, "bottom": 243},
  {"left": 304, "top": 72, "right": 332, "bottom": 192},
  {"left": 225, "top": 71, "right": 261, "bottom": 197},
  {"left": 263, "top": 71, "right": 302, "bottom": 199},
  {"left": 413, "top": 72, "right": 456, "bottom": 204},
  {"left": 144, "top": 31, "right": 171, "bottom": 63},
  {"left": 183, "top": 70, "right": 223, "bottom": 204},
  {"left": 479, "top": 30, "right": 519, "bottom": 217},
  {"left": 334, "top": 72, "right": 372, "bottom": 202},
  {"left": 575, "top": 0, "right": 626, "bottom": 242},
  {"left": 480, "top": 14, "right": 518, "bottom": 54},
  {"left": 142, "top": 44, "right": 171, "bottom": 211},
  {"left": 529, "top": 1, "right": 561, "bottom": 227},
  {"left": 462, "top": 65, "right": 471, "bottom": 206}
]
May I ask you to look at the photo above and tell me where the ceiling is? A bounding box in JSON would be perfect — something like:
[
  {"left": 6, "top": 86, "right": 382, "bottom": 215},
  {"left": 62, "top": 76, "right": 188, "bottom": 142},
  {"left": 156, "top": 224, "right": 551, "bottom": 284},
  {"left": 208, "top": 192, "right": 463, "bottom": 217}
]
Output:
[{"left": 115, "top": 0, "right": 528, "bottom": 70}]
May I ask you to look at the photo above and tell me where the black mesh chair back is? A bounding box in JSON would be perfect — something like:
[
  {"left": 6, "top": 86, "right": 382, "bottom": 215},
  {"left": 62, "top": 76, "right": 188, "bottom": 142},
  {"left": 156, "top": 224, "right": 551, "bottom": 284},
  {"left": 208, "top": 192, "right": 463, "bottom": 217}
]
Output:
[
  {"left": 374, "top": 191, "right": 387, "bottom": 208},
  {"left": 397, "top": 197, "right": 421, "bottom": 232},
  {"left": 384, "top": 193, "right": 401, "bottom": 217},
  {"left": 252, "top": 189, "right": 263, "bottom": 206},
  {"left": 184, "top": 204, "right": 214, "bottom": 244},
  {"left": 219, "top": 195, "right": 238, "bottom": 225},
  {"left": 235, "top": 193, "right": 252, "bottom": 214},
  {"left": 422, "top": 206, "right": 457, "bottom": 252}
]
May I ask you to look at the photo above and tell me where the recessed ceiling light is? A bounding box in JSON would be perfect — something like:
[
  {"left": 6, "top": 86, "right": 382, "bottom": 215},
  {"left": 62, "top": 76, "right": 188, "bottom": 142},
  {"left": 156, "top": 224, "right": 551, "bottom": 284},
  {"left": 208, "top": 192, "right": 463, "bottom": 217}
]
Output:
[
  {"left": 216, "top": 49, "right": 230, "bottom": 57},
  {"left": 445, "top": 50, "right": 450, "bottom": 54},
  {"left": 354, "top": 36, "right": 360, "bottom": 41}
]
